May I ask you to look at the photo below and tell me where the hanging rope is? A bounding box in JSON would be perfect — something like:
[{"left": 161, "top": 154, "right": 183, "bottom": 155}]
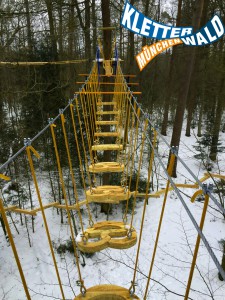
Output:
[{"left": 25, "top": 141, "right": 66, "bottom": 300}]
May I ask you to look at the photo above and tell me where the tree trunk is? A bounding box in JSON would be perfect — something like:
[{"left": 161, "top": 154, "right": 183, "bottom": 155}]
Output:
[
  {"left": 44, "top": 0, "right": 58, "bottom": 60},
  {"left": 92, "top": 0, "right": 97, "bottom": 57},
  {"left": 185, "top": 0, "right": 209, "bottom": 137},
  {"left": 219, "top": 241, "right": 225, "bottom": 281},
  {"left": 170, "top": 0, "right": 204, "bottom": 177},
  {"left": 24, "top": 0, "right": 33, "bottom": 57},
  {"left": 101, "top": 0, "right": 112, "bottom": 214},
  {"left": 142, "top": 0, "right": 151, "bottom": 47},
  {"left": 209, "top": 94, "right": 224, "bottom": 161},
  {"left": 161, "top": 0, "right": 182, "bottom": 136}
]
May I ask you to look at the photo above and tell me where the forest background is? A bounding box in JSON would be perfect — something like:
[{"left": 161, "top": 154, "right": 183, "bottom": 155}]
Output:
[{"left": 0, "top": 0, "right": 224, "bottom": 169}]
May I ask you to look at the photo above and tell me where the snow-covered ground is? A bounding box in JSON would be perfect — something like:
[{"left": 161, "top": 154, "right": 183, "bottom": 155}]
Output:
[{"left": 0, "top": 126, "right": 225, "bottom": 300}]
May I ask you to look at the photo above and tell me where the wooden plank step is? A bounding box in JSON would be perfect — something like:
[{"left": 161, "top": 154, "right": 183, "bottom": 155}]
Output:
[
  {"left": 96, "top": 111, "right": 119, "bottom": 115},
  {"left": 76, "top": 222, "right": 137, "bottom": 254},
  {"left": 96, "top": 102, "right": 117, "bottom": 106},
  {"left": 78, "top": 74, "right": 137, "bottom": 77},
  {"left": 92, "top": 144, "right": 123, "bottom": 151},
  {"left": 76, "top": 91, "right": 141, "bottom": 95},
  {"left": 96, "top": 121, "right": 118, "bottom": 125},
  {"left": 75, "top": 284, "right": 139, "bottom": 299},
  {"left": 76, "top": 82, "right": 139, "bottom": 85},
  {"left": 89, "top": 162, "right": 124, "bottom": 173},
  {"left": 94, "top": 132, "right": 119, "bottom": 137},
  {"left": 86, "top": 186, "right": 131, "bottom": 203}
]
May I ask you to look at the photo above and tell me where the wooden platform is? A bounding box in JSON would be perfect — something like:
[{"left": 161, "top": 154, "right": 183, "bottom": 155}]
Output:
[
  {"left": 92, "top": 144, "right": 123, "bottom": 151},
  {"left": 94, "top": 132, "right": 119, "bottom": 137},
  {"left": 86, "top": 185, "right": 131, "bottom": 203},
  {"left": 74, "top": 284, "right": 140, "bottom": 299},
  {"left": 76, "top": 91, "right": 141, "bottom": 95},
  {"left": 97, "top": 102, "right": 117, "bottom": 106},
  {"left": 77, "top": 221, "right": 137, "bottom": 253},
  {"left": 96, "top": 111, "right": 119, "bottom": 115},
  {"left": 89, "top": 162, "right": 124, "bottom": 173},
  {"left": 96, "top": 121, "right": 118, "bottom": 125},
  {"left": 79, "top": 74, "right": 137, "bottom": 77}
]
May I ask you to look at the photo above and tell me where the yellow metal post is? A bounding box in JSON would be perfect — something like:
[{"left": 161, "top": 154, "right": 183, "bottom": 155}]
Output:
[
  {"left": 184, "top": 185, "right": 211, "bottom": 300},
  {"left": 144, "top": 152, "right": 176, "bottom": 299},
  {"left": 25, "top": 143, "right": 65, "bottom": 300},
  {"left": 0, "top": 194, "right": 31, "bottom": 300},
  {"left": 129, "top": 129, "right": 157, "bottom": 295}
]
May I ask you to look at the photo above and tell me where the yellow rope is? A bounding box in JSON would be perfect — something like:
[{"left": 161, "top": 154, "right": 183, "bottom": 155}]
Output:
[
  {"left": 71, "top": 102, "right": 94, "bottom": 227},
  {"left": 59, "top": 114, "right": 85, "bottom": 234},
  {"left": 49, "top": 123, "right": 86, "bottom": 293},
  {"left": 129, "top": 129, "right": 157, "bottom": 295},
  {"left": 26, "top": 145, "right": 66, "bottom": 300},
  {"left": 184, "top": 191, "right": 210, "bottom": 299},
  {"left": 123, "top": 107, "right": 140, "bottom": 223},
  {"left": 0, "top": 193, "right": 31, "bottom": 300},
  {"left": 144, "top": 153, "right": 176, "bottom": 299},
  {"left": 129, "top": 120, "right": 148, "bottom": 229}
]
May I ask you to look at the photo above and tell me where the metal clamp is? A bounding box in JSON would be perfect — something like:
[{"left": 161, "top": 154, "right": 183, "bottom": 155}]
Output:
[
  {"left": 24, "top": 138, "right": 31, "bottom": 147},
  {"left": 202, "top": 183, "right": 214, "bottom": 195},
  {"left": 171, "top": 146, "right": 179, "bottom": 155},
  {"left": 48, "top": 117, "right": 54, "bottom": 124}
]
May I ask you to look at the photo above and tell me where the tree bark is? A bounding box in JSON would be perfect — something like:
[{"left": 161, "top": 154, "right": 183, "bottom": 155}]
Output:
[
  {"left": 219, "top": 241, "right": 225, "bottom": 281},
  {"left": 170, "top": 0, "right": 204, "bottom": 177},
  {"left": 101, "top": 0, "right": 112, "bottom": 214},
  {"left": 161, "top": 0, "right": 182, "bottom": 136}
]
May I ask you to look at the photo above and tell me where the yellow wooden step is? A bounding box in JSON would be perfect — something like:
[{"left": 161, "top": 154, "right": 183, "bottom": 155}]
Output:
[
  {"left": 96, "top": 111, "right": 119, "bottom": 115},
  {"left": 96, "top": 121, "right": 118, "bottom": 125},
  {"left": 74, "top": 284, "right": 139, "bottom": 299},
  {"left": 92, "top": 144, "right": 123, "bottom": 151},
  {"left": 89, "top": 162, "right": 124, "bottom": 173},
  {"left": 86, "top": 185, "right": 131, "bottom": 203},
  {"left": 76, "top": 221, "right": 137, "bottom": 254},
  {"left": 96, "top": 102, "right": 117, "bottom": 106},
  {"left": 94, "top": 132, "right": 119, "bottom": 137}
]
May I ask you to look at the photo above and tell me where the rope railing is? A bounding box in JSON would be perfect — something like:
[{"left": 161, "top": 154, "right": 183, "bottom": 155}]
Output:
[{"left": 126, "top": 93, "right": 225, "bottom": 282}]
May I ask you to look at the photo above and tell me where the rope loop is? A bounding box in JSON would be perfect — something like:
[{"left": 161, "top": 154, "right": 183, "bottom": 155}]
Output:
[
  {"left": 129, "top": 281, "right": 137, "bottom": 296},
  {"left": 127, "top": 228, "right": 133, "bottom": 239},
  {"left": 89, "top": 218, "right": 94, "bottom": 228},
  {"left": 77, "top": 280, "right": 87, "bottom": 296},
  {"left": 123, "top": 214, "right": 128, "bottom": 224}
]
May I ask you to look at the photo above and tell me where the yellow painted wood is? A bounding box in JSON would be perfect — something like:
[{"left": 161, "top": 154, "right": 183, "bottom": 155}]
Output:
[
  {"left": 200, "top": 172, "right": 225, "bottom": 182},
  {"left": 76, "top": 91, "right": 141, "bottom": 94},
  {"left": 96, "top": 111, "right": 119, "bottom": 115},
  {"left": 95, "top": 121, "right": 118, "bottom": 125},
  {"left": 74, "top": 284, "right": 140, "bottom": 299},
  {"left": 153, "top": 184, "right": 199, "bottom": 196},
  {"left": 76, "top": 82, "right": 139, "bottom": 86},
  {"left": 96, "top": 102, "right": 117, "bottom": 105},
  {"left": 4, "top": 205, "right": 17, "bottom": 212},
  {"left": 10, "top": 208, "right": 37, "bottom": 216},
  {"left": 86, "top": 186, "right": 131, "bottom": 203},
  {"left": 79, "top": 74, "right": 137, "bottom": 77},
  {"left": 89, "top": 162, "right": 124, "bottom": 173},
  {"left": 94, "top": 132, "right": 119, "bottom": 137},
  {"left": 77, "top": 221, "right": 137, "bottom": 253},
  {"left": 135, "top": 193, "right": 160, "bottom": 198},
  {"left": 92, "top": 144, "right": 123, "bottom": 151},
  {"left": 32, "top": 202, "right": 59, "bottom": 213},
  {"left": 55, "top": 199, "right": 87, "bottom": 210}
]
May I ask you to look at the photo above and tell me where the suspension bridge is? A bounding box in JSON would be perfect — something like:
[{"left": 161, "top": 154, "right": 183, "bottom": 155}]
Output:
[{"left": 0, "top": 49, "right": 225, "bottom": 300}]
